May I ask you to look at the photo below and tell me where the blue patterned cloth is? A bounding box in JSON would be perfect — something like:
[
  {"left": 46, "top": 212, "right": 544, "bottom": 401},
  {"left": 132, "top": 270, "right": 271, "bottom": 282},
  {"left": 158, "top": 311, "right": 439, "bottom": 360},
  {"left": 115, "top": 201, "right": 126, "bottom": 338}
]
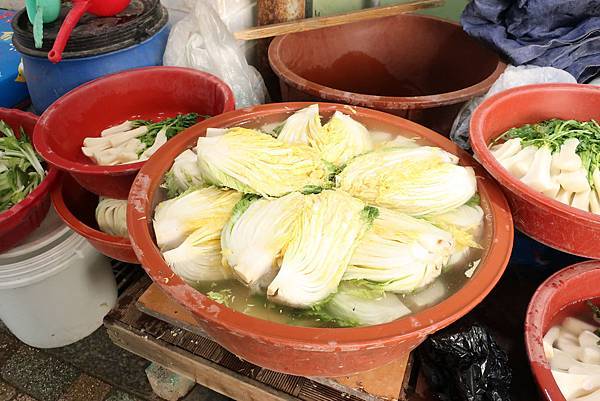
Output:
[{"left": 461, "top": 0, "right": 600, "bottom": 82}]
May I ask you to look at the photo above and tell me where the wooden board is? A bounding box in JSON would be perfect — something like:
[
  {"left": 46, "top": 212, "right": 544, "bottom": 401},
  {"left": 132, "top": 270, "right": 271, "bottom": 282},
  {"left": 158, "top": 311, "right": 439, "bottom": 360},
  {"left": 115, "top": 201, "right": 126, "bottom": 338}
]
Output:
[
  {"left": 104, "top": 276, "right": 416, "bottom": 401},
  {"left": 234, "top": 0, "right": 444, "bottom": 40},
  {"left": 137, "top": 284, "right": 412, "bottom": 401}
]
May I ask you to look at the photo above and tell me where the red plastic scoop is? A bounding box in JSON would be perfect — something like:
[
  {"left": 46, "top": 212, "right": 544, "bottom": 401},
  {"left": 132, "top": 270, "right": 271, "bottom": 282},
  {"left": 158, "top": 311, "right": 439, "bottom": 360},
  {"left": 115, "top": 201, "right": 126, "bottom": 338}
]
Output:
[{"left": 47, "top": 0, "right": 130, "bottom": 63}]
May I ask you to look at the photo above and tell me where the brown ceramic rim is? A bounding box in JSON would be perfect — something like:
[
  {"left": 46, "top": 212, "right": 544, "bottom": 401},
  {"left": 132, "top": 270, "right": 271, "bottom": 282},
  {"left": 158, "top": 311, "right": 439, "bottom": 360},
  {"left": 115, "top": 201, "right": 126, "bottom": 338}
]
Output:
[
  {"left": 128, "top": 102, "right": 514, "bottom": 348},
  {"left": 269, "top": 15, "right": 507, "bottom": 110},
  {"left": 51, "top": 173, "right": 132, "bottom": 249},
  {"left": 524, "top": 260, "right": 600, "bottom": 401},
  {"left": 34, "top": 67, "right": 236, "bottom": 175},
  {"left": 470, "top": 83, "right": 600, "bottom": 228}
]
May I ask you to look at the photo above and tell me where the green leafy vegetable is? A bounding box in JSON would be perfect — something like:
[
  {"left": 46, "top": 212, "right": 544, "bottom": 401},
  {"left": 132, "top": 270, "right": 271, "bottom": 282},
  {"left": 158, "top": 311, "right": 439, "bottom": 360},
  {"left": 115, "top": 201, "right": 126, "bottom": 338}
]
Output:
[
  {"left": 207, "top": 289, "right": 234, "bottom": 307},
  {"left": 466, "top": 194, "right": 481, "bottom": 207},
  {"left": 0, "top": 121, "right": 46, "bottom": 212},
  {"left": 137, "top": 113, "right": 202, "bottom": 152},
  {"left": 587, "top": 300, "right": 600, "bottom": 319}
]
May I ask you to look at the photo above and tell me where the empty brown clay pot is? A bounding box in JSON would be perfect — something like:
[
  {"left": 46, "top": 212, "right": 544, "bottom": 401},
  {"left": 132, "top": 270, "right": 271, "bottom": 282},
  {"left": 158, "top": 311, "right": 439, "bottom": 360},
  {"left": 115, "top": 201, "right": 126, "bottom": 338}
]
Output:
[
  {"left": 127, "top": 103, "right": 514, "bottom": 377},
  {"left": 269, "top": 14, "right": 506, "bottom": 135}
]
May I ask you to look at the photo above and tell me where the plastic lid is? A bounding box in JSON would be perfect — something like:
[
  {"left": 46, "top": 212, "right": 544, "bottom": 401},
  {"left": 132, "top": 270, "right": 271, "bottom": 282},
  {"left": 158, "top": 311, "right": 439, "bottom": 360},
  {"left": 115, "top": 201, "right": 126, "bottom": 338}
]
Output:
[
  {"left": 11, "top": 0, "right": 167, "bottom": 59},
  {"left": 0, "top": 206, "right": 71, "bottom": 263}
]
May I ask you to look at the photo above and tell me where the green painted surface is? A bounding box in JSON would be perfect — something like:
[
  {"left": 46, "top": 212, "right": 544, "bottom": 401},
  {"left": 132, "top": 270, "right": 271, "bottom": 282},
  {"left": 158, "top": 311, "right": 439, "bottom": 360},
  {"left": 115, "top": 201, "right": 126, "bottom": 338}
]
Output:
[{"left": 311, "top": 0, "right": 469, "bottom": 21}]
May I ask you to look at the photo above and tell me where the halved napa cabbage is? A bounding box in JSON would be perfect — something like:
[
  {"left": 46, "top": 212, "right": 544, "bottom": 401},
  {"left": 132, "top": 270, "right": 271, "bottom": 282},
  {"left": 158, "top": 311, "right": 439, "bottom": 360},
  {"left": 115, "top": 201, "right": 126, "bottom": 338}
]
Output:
[
  {"left": 267, "top": 190, "right": 377, "bottom": 308},
  {"left": 311, "top": 111, "right": 373, "bottom": 165},
  {"left": 196, "top": 128, "right": 329, "bottom": 196},
  {"left": 324, "top": 283, "right": 412, "bottom": 326},
  {"left": 163, "top": 223, "right": 233, "bottom": 284},
  {"left": 276, "top": 104, "right": 322, "bottom": 145},
  {"left": 221, "top": 192, "right": 304, "bottom": 289},
  {"left": 344, "top": 207, "right": 454, "bottom": 293},
  {"left": 425, "top": 204, "right": 484, "bottom": 269},
  {"left": 337, "top": 146, "right": 476, "bottom": 216},
  {"left": 153, "top": 186, "right": 242, "bottom": 251},
  {"left": 162, "top": 149, "right": 204, "bottom": 197}
]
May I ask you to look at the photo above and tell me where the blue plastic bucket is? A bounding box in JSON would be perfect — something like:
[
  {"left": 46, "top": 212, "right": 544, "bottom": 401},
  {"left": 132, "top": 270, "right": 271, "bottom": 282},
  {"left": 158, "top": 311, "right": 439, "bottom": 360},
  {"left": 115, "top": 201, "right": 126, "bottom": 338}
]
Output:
[{"left": 22, "top": 23, "right": 170, "bottom": 114}]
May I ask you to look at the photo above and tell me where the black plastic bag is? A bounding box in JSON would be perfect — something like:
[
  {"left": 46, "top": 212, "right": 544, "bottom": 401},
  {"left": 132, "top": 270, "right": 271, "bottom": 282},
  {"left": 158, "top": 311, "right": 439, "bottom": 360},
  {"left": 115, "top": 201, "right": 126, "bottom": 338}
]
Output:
[{"left": 418, "top": 324, "right": 512, "bottom": 401}]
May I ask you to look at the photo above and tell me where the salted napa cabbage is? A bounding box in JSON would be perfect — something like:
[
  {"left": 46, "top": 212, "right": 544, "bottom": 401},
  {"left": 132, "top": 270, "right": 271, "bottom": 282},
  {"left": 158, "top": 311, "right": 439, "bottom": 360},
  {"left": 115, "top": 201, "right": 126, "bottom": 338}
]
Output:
[
  {"left": 324, "top": 283, "right": 412, "bottom": 326},
  {"left": 96, "top": 197, "right": 128, "bottom": 237},
  {"left": 276, "top": 104, "right": 322, "bottom": 144},
  {"left": 311, "top": 111, "right": 373, "bottom": 165},
  {"left": 344, "top": 207, "right": 454, "bottom": 293},
  {"left": 425, "top": 204, "right": 484, "bottom": 269},
  {"left": 196, "top": 128, "right": 328, "bottom": 197},
  {"left": 221, "top": 192, "right": 304, "bottom": 289},
  {"left": 163, "top": 223, "right": 233, "bottom": 284},
  {"left": 153, "top": 186, "right": 242, "bottom": 251},
  {"left": 163, "top": 149, "right": 204, "bottom": 197},
  {"left": 337, "top": 146, "right": 476, "bottom": 216},
  {"left": 267, "top": 190, "right": 377, "bottom": 308}
]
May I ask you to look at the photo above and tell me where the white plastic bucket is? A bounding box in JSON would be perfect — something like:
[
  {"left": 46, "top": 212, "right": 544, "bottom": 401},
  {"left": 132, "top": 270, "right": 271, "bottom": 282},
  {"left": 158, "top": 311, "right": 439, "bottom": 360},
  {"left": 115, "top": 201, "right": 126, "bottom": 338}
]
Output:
[{"left": 0, "top": 209, "right": 117, "bottom": 348}]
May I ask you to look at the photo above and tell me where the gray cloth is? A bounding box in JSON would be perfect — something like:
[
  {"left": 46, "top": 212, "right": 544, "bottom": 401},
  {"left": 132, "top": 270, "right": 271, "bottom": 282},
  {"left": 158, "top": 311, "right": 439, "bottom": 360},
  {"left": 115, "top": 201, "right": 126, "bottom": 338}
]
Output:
[{"left": 461, "top": 0, "right": 600, "bottom": 82}]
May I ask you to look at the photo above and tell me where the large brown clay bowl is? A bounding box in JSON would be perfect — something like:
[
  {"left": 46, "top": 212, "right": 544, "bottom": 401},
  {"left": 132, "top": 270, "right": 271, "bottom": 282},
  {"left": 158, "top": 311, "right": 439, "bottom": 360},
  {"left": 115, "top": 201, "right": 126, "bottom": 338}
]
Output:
[{"left": 127, "top": 103, "right": 514, "bottom": 376}]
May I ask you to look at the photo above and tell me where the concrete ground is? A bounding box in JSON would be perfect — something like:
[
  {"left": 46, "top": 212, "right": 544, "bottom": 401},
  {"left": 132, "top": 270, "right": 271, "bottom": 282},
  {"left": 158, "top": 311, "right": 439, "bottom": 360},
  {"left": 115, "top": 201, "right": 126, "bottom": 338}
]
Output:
[
  {"left": 0, "top": 322, "right": 231, "bottom": 401},
  {"left": 0, "top": 262, "right": 231, "bottom": 401}
]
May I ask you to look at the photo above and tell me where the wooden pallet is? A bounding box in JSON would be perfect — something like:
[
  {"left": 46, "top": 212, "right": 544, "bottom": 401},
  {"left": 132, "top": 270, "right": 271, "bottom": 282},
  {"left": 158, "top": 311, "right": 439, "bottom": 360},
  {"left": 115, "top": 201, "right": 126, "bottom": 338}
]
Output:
[{"left": 104, "top": 275, "right": 426, "bottom": 401}]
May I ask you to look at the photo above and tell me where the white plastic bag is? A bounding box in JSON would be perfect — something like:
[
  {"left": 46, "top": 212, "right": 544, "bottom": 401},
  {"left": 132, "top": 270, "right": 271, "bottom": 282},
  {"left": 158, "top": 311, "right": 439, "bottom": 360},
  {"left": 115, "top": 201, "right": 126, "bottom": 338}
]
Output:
[
  {"left": 163, "top": 0, "right": 267, "bottom": 108},
  {"left": 450, "top": 65, "right": 577, "bottom": 150}
]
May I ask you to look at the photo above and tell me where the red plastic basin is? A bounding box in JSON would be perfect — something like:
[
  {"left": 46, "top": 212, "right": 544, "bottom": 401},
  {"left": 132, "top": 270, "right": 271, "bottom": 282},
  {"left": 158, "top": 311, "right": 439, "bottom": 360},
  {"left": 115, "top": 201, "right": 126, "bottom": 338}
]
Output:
[
  {"left": 127, "top": 103, "right": 514, "bottom": 376},
  {"left": 470, "top": 83, "right": 600, "bottom": 258},
  {"left": 0, "top": 108, "right": 59, "bottom": 253},
  {"left": 525, "top": 260, "right": 600, "bottom": 401},
  {"left": 34, "top": 67, "right": 235, "bottom": 199},
  {"left": 51, "top": 173, "right": 138, "bottom": 264}
]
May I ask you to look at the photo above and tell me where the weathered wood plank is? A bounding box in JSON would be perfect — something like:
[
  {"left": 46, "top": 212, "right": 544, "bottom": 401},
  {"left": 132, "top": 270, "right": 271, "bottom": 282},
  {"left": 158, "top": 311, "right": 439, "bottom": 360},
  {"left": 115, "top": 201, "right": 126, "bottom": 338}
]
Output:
[{"left": 136, "top": 284, "right": 410, "bottom": 401}]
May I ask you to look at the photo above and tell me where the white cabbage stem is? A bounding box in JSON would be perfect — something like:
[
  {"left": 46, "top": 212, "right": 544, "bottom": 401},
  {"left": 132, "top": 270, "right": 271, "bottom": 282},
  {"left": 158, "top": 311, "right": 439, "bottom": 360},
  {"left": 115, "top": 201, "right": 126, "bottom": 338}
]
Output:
[
  {"left": 101, "top": 120, "right": 134, "bottom": 137},
  {"left": 500, "top": 145, "right": 537, "bottom": 178},
  {"left": 554, "top": 138, "right": 582, "bottom": 172},
  {"left": 520, "top": 146, "right": 555, "bottom": 192},
  {"left": 558, "top": 168, "right": 591, "bottom": 193},
  {"left": 491, "top": 138, "right": 522, "bottom": 160}
]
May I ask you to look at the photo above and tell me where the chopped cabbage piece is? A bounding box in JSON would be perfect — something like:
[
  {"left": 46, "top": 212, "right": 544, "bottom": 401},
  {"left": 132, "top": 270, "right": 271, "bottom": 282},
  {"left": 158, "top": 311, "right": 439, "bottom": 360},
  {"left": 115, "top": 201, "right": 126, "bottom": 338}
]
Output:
[
  {"left": 163, "top": 223, "right": 233, "bottom": 284},
  {"left": 163, "top": 149, "right": 205, "bottom": 197},
  {"left": 312, "top": 111, "right": 373, "bottom": 165},
  {"left": 337, "top": 146, "right": 475, "bottom": 216},
  {"left": 267, "top": 190, "right": 376, "bottom": 308},
  {"left": 196, "top": 127, "right": 329, "bottom": 196},
  {"left": 324, "top": 283, "right": 411, "bottom": 326},
  {"left": 153, "top": 187, "right": 241, "bottom": 251},
  {"left": 221, "top": 192, "right": 304, "bottom": 289},
  {"left": 425, "top": 204, "right": 484, "bottom": 269},
  {"left": 277, "top": 104, "right": 322, "bottom": 145},
  {"left": 344, "top": 207, "right": 454, "bottom": 293}
]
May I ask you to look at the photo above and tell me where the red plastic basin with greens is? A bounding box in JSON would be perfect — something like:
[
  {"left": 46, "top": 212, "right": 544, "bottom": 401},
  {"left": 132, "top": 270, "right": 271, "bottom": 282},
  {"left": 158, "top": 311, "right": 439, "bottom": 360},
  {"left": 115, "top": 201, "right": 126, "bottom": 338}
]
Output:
[
  {"left": 34, "top": 67, "right": 235, "bottom": 199},
  {"left": 470, "top": 83, "right": 600, "bottom": 258},
  {"left": 0, "top": 108, "right": 59, "bottom": 252}
]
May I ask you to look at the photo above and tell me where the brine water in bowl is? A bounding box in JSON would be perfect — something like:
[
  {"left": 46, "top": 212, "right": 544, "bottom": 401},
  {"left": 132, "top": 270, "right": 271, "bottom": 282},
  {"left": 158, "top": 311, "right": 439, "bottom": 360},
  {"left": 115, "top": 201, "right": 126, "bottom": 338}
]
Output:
[{"left": 153, "top": 104, "right": 485, "bottom": 328}]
